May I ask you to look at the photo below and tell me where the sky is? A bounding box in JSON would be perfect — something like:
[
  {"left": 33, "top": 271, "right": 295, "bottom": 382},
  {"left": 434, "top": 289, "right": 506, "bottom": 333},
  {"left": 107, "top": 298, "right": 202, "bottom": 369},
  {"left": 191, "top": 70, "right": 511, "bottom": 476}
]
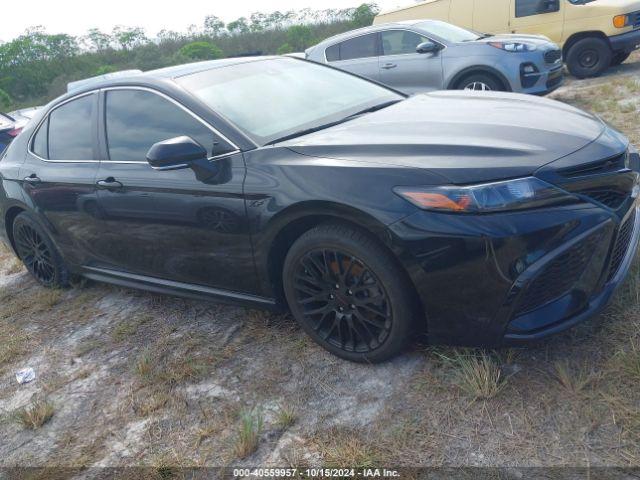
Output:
[{"left": 2, "top": 0, "right": 409, "bottom": 43}]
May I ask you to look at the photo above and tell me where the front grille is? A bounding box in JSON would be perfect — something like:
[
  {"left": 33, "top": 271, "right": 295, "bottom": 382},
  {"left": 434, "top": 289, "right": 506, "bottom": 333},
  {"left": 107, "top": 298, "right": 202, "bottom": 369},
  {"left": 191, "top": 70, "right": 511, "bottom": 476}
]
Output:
[
  {"left": 544, "top": 49, "right": 562, "bottom": 64},
  {"left": 559, "top": 153, "right": 627, "bottom": 178},
  {"left": 576, "top": 188, "right": 628, "bottom": 210},
  {"left": 516, "top": 230, "right": 604, "bottom": 315},
  {"left": 607, "top": 210, "right": 636, "bottom": 282}
]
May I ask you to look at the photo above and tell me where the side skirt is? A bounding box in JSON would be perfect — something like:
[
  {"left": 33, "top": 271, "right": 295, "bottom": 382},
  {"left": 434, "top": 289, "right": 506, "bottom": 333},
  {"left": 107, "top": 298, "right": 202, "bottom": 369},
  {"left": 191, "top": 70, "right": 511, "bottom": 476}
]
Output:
[{"left": 81, "top": 266, "right": 280, "bottom": 311}]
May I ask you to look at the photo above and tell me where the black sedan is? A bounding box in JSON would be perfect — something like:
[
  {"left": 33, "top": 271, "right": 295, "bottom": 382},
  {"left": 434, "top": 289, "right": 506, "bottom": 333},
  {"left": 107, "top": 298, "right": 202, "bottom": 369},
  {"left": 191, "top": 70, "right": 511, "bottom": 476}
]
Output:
[{"left": 0, "top": 57, "right": 638, "bottom": 362}]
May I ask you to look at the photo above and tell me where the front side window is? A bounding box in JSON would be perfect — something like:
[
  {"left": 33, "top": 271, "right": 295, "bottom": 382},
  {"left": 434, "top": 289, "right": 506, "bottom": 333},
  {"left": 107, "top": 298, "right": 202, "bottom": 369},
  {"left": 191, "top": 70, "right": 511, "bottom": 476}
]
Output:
[
  {"left": 104, "top": 89, "right": 233, "bottom": 161},
  {"left": 48, "top": 94, "right": 95, "bottom": 160},
  {"left": 176, "top": 58, "right": 403, "bottom": 145},
  {"left": 515, "top": 0, "right": 560, "bottom": 17},
  {"left": 381, "top": 30, "right": 430, "bottom": 56}
]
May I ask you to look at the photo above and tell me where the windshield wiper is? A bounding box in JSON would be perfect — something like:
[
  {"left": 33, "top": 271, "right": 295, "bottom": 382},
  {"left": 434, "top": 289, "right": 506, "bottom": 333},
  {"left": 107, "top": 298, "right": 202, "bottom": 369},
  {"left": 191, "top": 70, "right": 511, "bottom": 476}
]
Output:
[{"left": 265, "top": 99, "right": 402, "bottom": 146}]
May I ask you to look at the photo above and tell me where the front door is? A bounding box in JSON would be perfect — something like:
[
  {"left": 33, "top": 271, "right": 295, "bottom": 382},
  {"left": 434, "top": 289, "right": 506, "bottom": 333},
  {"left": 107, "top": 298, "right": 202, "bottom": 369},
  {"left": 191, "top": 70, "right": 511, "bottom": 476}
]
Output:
[
  {"left": 510, "top": 0, "right": 564, "bottom": 43},
  {"left": 378, "top": 29, "right": 444, "bottom": 94},
  {"left": 91, "top": 88, "right": 257, "bottom": 294}
]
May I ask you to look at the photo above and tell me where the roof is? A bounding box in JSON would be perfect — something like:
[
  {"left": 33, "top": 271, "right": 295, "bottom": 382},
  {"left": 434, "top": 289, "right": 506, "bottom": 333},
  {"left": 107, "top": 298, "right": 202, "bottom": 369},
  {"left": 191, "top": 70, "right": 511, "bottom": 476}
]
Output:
[
  {"left": 64, "top": 56, "right": 281, "bottom": 97},
  {"left": 309, "top": 20, "right": 430, "bottom": 48},
  {"left": 146, "top": 56, "right": 279, "bottom": 79}
]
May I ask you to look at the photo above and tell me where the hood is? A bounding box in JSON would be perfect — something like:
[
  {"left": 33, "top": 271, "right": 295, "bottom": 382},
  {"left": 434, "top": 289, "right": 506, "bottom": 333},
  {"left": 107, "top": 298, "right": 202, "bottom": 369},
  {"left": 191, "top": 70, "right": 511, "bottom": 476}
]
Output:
[
  {"left": 567, "top": 0, "right": 640, "bottom": 17},
  {"left": 281, "top": 91, "right": 606, "bottom": 184},
  {"left": 475, "top": 33, "right": 556, "bottom": 46}
]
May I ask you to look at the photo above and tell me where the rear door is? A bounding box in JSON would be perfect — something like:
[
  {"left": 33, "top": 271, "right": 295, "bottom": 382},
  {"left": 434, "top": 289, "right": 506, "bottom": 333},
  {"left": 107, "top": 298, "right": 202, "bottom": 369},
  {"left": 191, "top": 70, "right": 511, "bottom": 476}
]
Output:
[
  {"left": 91, "top": 87, "right": 257, "bottom": 293},
  {"left": 378, "top": 29, "right": 444, "bottom": 93},
  {"left": 510, "top": 0, "right": 564, "bottom": 42},
  {"left": 18, "top": 93, "right": 102, "bottom": 266},
  {"left": 324, "top": 33, "right": 381, "bottom": 81}
]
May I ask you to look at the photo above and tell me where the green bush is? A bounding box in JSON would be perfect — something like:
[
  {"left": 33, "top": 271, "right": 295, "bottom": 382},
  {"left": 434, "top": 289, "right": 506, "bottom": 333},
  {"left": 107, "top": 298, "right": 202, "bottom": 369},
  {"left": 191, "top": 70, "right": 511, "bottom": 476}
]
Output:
[
  {"left": 277, "top": 43, "right": 294, "bottom": 55},
  {"left": 178, "top": 41, "right": 224, "bottom": 61},
  {"left": 94, "top": 65, "right": 118, "bottom": 76}
]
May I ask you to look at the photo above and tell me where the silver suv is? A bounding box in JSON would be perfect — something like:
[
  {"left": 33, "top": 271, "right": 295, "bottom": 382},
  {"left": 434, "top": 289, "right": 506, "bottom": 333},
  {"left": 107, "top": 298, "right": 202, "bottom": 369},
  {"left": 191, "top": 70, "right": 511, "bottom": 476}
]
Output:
[{"left": 306, "top": 20, "right": 564, "bottom": 95}]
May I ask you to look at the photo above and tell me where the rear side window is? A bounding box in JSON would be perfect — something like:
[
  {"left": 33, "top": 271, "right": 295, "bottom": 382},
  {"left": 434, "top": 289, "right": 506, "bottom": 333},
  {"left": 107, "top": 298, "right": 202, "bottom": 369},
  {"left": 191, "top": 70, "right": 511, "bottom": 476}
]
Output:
[
  {"left": 326, "top": 33, "right": 378, "bottom": 62},
  {"left": 381, "top": 30, "right": 430, "bottom": 56},
  {"left": 515, "top": 0, "right": 559, "bottom": 17},
  {"left": 48, "top": 94, "right": 95, "bottom": 160},
  {"left": 32, "top": 117, "right": 48, "bottom": 159},
  {"left": 325, "top": 44, "right": 340, "bottom": 62},
  {"left": 104, "top": 89, "right": 233, "bottom": 161}
]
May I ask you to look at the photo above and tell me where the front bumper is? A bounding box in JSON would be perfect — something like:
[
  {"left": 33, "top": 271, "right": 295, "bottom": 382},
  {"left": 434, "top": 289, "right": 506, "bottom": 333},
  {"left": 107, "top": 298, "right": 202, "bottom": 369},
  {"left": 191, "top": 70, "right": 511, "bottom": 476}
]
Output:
[
  {"left": 388, "top": 176, "right": 640, "bottom": 348},
  {"left": 609, "top": 28, "right": 640, "bottom": 53}
]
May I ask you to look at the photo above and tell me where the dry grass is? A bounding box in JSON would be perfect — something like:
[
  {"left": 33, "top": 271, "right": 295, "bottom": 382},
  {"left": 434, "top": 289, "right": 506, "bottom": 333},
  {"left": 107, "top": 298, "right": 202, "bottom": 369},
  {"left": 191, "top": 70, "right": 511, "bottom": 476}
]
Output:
[
  {"left": 552, "top": 361, "right": 600, "bottom": 396},
  {"left": 0, "top": 321, "right": 31, "bottom": 366},
  {"left": 233, "top": 409, "right": 263, "bottom": 459},
  {"left": 275, "top": 404, "right": 297, "bottom": 430},
  {"left": 318, "top": 428, "right": 382, "bottom": 468},
  {"left": 438, "top": 349, "right": 506, "bottom": 400},
  {"left": 14, "top": 399, "right": 55, "bottom": 430}
]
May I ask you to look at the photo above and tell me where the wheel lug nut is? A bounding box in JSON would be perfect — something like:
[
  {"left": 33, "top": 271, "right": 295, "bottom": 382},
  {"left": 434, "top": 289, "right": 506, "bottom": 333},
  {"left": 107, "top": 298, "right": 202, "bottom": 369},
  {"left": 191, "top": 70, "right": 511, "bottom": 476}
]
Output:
[
  {"left": 350, "top": 304, "right": 355, "bottom": 309},
  {"left": 329, "top": 294, "right": 335, "bottom": 300},
  {"left": 347, "top": 290, "right": 353, "bottom": 295},
  {"left": 339, "top": 306, "right": 344, "bottom": 312}
]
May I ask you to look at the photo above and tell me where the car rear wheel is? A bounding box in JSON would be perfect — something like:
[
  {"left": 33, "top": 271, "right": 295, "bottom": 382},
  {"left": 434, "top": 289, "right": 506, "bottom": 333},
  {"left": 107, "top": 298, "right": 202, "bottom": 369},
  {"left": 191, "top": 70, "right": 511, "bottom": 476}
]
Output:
[
  {"left": 611, "top": 51, "right": 631, "bottom": 66},
  {"left": 283, "top": 222, "right": 417, "bottom": 363},
  {"left": 12, "top": 212, "right": 70, "bottom": 288},
  {"left": 456, "top": 73, "right": 504, "bottom": 92},
  {"left": 566, "top": 37, "right": 612, "bottom": 78}
]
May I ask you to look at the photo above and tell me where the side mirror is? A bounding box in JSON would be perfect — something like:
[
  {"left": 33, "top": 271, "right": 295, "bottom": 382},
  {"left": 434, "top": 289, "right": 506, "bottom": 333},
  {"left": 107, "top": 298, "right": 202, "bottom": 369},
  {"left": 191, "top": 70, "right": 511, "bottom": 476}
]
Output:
[
  {"left": 146, "top": 136, "right": 207, "bottom": 170},
  {"left": 416, "top": 41, "right": 440, "bottom": 54}
]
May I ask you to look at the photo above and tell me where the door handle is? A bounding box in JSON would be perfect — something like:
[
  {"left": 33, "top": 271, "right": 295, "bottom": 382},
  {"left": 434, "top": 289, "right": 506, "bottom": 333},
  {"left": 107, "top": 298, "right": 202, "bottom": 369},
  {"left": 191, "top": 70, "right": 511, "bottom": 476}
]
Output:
[
  {"left": 23, "top": 174, "right": 41, "bottom": 185},
  {"left": 96, "top": 177, "right": 123, "bottom": 189},
  {"left": 382, "top": 63, "right": 397, "bottom": 70}
]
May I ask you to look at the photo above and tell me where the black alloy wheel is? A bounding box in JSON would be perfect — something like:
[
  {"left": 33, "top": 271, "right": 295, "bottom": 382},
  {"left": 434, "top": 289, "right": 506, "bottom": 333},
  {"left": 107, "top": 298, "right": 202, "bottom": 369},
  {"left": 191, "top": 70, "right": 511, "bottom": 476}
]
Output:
[
  {"left": 292, "top": 248, "right": 392, "bottom": 353},
  {"left": 283, "top": 222, "right": 417, "bottom": 363},
  {"left": 12, "top": 212, "right": 69, "bottom": 288}
]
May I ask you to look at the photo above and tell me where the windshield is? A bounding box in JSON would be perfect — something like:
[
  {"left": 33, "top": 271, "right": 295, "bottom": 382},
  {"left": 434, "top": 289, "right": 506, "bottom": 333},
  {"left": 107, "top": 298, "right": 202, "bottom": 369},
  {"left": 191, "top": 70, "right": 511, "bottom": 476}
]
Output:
[
  {"left": 417, "top": 20, "right": 481, "bottom": 43},
  {"left": 176, "top": 58, "right": 403, "bottom": 145}
]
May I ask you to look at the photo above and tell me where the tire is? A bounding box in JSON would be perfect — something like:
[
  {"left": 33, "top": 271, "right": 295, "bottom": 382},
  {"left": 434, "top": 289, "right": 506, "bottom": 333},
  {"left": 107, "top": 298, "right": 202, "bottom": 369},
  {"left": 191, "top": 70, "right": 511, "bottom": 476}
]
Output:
[
  {"left": 12, "top": 212, "right": 70, "bottom": 288},
  {"left": 456, "top": 72, "right": 504, "bottom": 92},
  {"left": 282, "top": 222, "right": 417, "bottom": 363},
  {"left": 566, "top": 37, "right": 612, "bottom": 78},
  {"left": 611, "top": 51, "right": 631, "bottom": 66}
]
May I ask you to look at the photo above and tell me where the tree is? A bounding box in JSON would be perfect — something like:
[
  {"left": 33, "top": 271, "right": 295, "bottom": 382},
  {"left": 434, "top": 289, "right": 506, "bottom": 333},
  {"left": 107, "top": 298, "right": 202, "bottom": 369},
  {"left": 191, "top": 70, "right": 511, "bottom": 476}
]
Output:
[
  {"left": 178, "top": 41, "right": 224, "bottom": 61},
  {"left": 157, "top": 29, "right": 184, "bottom": 44},
  {"left": 84, "top": 28, "right": 112, "bottom": 52},
  {"left": 285, "top": 25, "right": 315, "bottom": 51},
  {"left": 227, "top": 18, "right": 250, "bottom": 35},
  {"left": 112, "top": 26, "right": 147, "bottom": 51},
  {"left": 350, "top": 3, "right": 380, "bottom": 28},
  {"left": 277, "top": 44, "right": 293, "bottom": 55},
  {"left": 203, "top": 16, "right": 226, "bottom": 36}
]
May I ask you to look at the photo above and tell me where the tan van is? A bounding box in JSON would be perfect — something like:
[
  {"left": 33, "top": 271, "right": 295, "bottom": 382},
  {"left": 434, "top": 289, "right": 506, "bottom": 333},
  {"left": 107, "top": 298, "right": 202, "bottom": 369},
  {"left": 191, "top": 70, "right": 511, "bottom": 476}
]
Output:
[{"left": 374, "top": 0, "right": 640, "bottom": 78}]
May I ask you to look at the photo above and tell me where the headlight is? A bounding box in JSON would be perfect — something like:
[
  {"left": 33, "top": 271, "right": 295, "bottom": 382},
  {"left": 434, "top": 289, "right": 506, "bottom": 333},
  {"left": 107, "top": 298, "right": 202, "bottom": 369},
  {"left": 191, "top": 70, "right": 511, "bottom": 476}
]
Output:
[
  {"left": 489, "top": 41, "right": 537, "bottom": 52},
  {"left": 394, "top": 177, "right": 577, "bottom": 213},
  {"left": 628, "top": 145, "right": 640, "bottom": 172}
]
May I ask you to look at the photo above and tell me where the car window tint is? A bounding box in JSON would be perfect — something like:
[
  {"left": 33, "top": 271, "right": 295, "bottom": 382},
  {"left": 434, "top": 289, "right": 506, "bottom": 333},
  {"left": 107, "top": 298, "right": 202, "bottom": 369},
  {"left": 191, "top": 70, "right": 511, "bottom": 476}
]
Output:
[
  {"left": 48, "top": 95, "right": 94, "bottom": 160},
  {"left": 325, "top": 44, "right": 340, "bottom": 62},
  {"left": 105, "top": 89, "right": 233, "bottom": 161},
  {"left": 32, "top": 117, "right": 49, "bottom": 159},
  {"left": 381, "top": 30, "right": 429, "bottom": 56},
  {"left": 515, "top": 0, "right": 559, "bottom": 17},
  {"left": 339, "top": 33, "right": 378, "bottom": 61}
]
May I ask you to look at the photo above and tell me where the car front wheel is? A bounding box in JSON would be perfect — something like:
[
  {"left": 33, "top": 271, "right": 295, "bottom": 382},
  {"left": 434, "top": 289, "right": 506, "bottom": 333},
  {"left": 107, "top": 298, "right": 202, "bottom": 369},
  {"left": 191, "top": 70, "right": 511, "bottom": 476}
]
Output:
[
  {"left": 566, "top": 37, "right": 612, "bottom": 78},
  {"left": 456, "top": 73, "right": 504, "bottom": 92},
  {"left": 283, "top": 222, "right": 417, "bottom": 363}
]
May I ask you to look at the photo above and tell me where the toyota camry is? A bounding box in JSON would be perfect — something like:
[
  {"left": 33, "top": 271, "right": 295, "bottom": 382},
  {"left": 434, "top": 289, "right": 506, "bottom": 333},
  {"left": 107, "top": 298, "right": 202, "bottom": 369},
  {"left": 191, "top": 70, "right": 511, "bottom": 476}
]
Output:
[{"left": 0, "top": 57, "right": 638, "bottom": 362}]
